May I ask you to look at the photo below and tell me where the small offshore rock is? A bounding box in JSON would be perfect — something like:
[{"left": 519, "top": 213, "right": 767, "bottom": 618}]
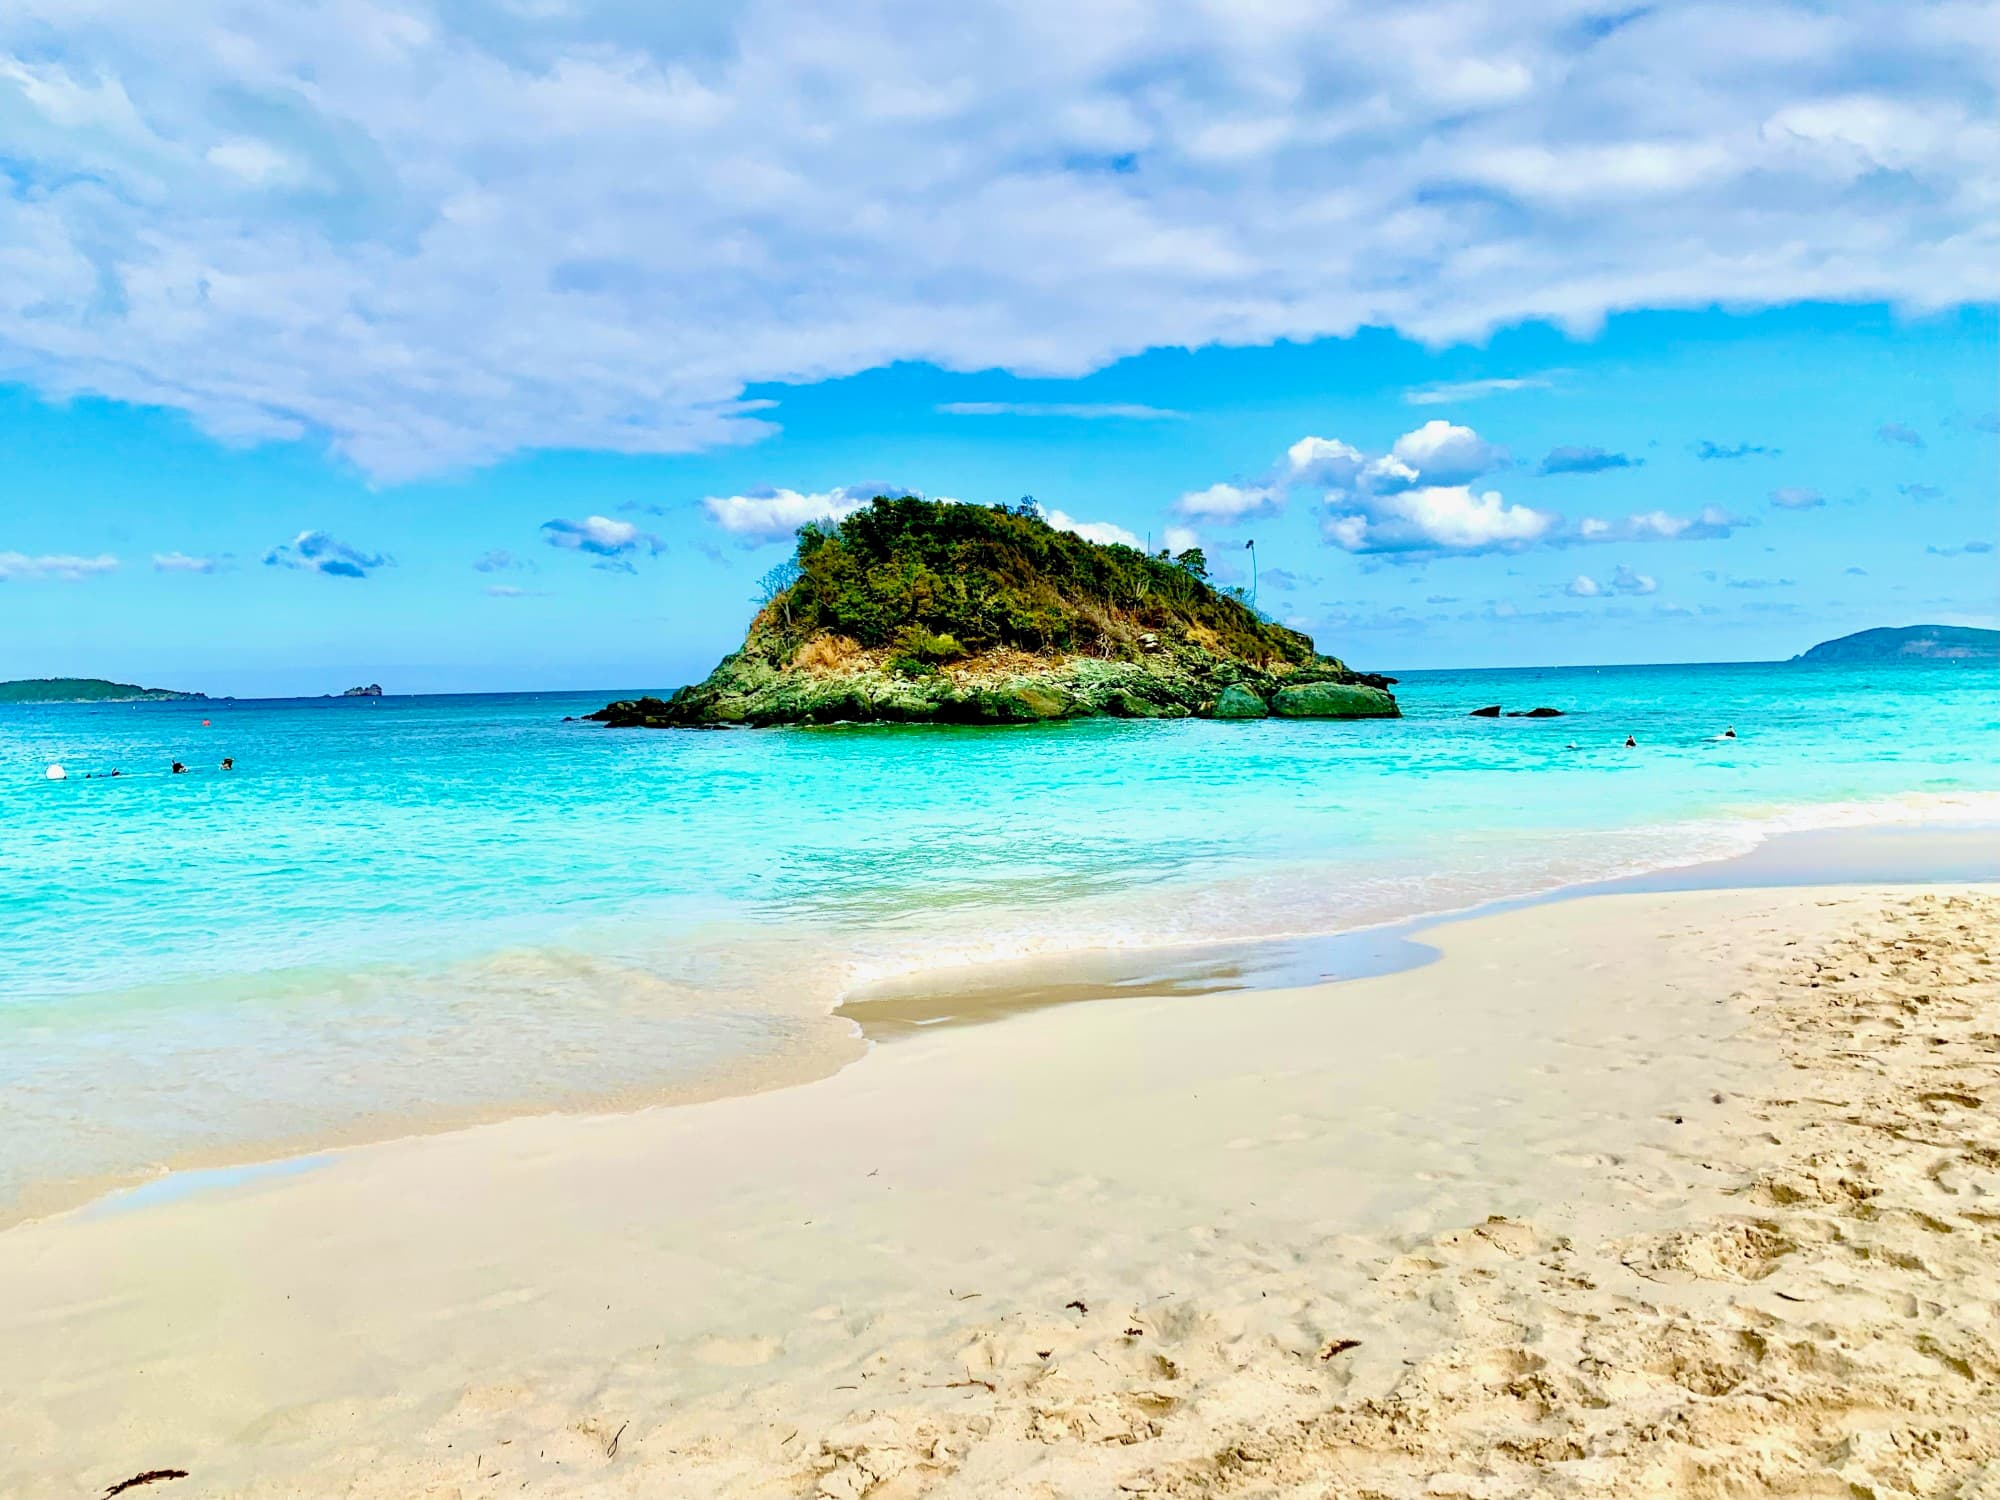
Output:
[
  {"left": 1505, "top": 706, "right": 1565, "bottom": 718},
  {"left": 1469, "top": 704, "right": 1503, "bottom": 718}
]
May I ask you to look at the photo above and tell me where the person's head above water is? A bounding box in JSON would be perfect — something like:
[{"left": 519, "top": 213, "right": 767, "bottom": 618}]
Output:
[
  {"left": 1625, "top": 735, "right": 1637, "bottom": 747},
  {"left": 1724, "top": 727, "right": 1736, "bottom": 738},
  {"left": 220, "top": 757, "right": 234, "bottom": 770},
  {"left": 171, "top": 761, "right": 186, "bottom": 773}
]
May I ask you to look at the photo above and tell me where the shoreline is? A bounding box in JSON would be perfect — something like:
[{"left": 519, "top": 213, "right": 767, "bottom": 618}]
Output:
[
  {"left": 3, "top": 876, "right": 1994, "bottom": 1496},
  {"left": 839, "top": 819, "right": 2000, "bottom": 1034},
  {"left": 10, "top": 813, "right": 1995, "bottom": 1231}
]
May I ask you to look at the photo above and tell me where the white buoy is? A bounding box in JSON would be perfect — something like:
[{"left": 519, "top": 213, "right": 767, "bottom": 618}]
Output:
[{"left": 45, "top": 763, "right": 67, "bottom": 780}]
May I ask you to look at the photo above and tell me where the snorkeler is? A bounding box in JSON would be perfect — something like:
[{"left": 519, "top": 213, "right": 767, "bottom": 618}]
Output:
[
  {"left": 171, "top": 761, "right": 187, "bottom": 774},
  {"left": 1624, "top": 735, "right": 1637, "bottom": 748},
  {"left": 221, "top": 757, "right": 234, "bottom": 770}
]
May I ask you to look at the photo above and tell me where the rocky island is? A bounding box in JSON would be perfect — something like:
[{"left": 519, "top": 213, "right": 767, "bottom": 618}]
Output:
[{"left": 592, "top": 497, "right": 1398, "bottom": 727}]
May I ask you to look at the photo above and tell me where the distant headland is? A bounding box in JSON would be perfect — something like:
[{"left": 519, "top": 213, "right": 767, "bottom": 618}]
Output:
[
  {"left": 593, "top": 496, "right": 1397, "bottom": 728},
  {"left": 0, "top": 677, "right": 204, "bottom": 704},
  {"left": 1795, "top": 625, "right": 1998, "bottom": 664}
]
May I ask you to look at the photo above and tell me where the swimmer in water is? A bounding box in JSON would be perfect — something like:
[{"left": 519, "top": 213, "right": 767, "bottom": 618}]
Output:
[
  {"left": 1625, "top": 735, "right": 1637, "bottom": 748},
  {"left": 171, "top": 761, "right": 187, "bottom": 774},
  {"left": 1723, "top": 726, "right": 1736, "bottom": 739},
  {"left": 220, "top": 757, "right": 234, "bottom": 770}
]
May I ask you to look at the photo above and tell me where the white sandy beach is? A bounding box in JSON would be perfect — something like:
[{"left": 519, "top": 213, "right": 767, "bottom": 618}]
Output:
[{"left": 3, "top": 881, "right": 1996, "bottom": 1498}]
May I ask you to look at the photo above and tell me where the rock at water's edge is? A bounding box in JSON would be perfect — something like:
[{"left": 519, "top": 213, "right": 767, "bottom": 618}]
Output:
[
  {"left": 1469, "top": 704, "right": 1502, "bottom": 718},
  {"left": 1269, "top": 682, "right": 1400, "bottom": 720},
  {"left": 1212, "top": 683, "right": 1270, "bottom": 719},
  {"left": 1506, "top": 706, "right": 1565, "bottom": 718}
]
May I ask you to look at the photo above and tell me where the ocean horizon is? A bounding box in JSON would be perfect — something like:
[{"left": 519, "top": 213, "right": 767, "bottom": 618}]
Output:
[{"left": 7, "top": 655, "right": 1997, "bottom": 1222}]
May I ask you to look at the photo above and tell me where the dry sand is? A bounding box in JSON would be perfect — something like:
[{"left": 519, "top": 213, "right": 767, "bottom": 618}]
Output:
[{"left": 2, "top": 884, "right": 1996, "bottom": 1498}]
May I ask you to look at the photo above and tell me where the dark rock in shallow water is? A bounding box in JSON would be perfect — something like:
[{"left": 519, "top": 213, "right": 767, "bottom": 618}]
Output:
[
  {"left": 1470, "top": 704, "right": 1503, "bottom": 718},
  {"left": 1505, "top": 706, "right": 1565, "bottom": 718},
  {"left": 587, "top": 695, "right": 677, "bottom": 727},
  {"left": 1212, "top": 683, "right": 1269, "bottom": 719}
]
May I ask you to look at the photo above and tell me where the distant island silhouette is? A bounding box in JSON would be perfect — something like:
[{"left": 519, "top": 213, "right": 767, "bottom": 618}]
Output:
[
  {"left": 0, "top": 677, "right": 204, "bottom": 704},
  {"left": 1795, "top": 625, "right": 1998, "bottom": 663}
]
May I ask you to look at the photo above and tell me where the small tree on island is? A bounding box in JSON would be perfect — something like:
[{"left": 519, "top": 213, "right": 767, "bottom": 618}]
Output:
[
  {"left": 756, "top": 558, "right": 802, "bottom": 626},
  {"left": 1174, "top": 547, "right": 1208, "bottom": 581}
]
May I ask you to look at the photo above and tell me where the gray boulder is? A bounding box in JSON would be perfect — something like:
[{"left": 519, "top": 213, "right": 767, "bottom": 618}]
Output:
[
  {"left": 1269, "top": 682, "right": 1400, "bottom": 719},
  {"left": 1212, "top": 683, "right": 1270, "bottom": 719}
]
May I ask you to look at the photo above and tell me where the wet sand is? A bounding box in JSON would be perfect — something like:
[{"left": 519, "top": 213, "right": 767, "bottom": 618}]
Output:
[{"left": 837, "top": 820, "right": 1999, "bottom": 1035}]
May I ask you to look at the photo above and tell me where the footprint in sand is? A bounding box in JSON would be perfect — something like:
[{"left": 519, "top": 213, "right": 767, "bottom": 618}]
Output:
[{"left": 1620, "top": 1219, "right": 1794, "bottom": 1284}]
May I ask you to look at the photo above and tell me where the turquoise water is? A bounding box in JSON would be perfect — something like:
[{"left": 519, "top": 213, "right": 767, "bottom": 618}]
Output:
[{"left": 4, "top": 659, "right": 1995, "bottom": 1216}]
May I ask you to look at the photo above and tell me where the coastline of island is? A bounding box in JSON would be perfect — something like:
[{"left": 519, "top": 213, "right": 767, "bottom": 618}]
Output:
[
  {"left": 0, "top": 677, "right": 204, "bottom": 703},
  {"left": 589, "top": 496, "right": 1399, "bottom": 728}
]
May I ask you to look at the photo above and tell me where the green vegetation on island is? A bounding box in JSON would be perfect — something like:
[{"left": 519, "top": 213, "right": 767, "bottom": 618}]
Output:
[
  {"left": 1795, "top": 625, "right": 1998, "bottom": 664},
  {"left": 593, "top": 496, "right": 1398, "bottom": 727},
  {"left": 0, "top": 677, "right": 204, "bottom": 704}
]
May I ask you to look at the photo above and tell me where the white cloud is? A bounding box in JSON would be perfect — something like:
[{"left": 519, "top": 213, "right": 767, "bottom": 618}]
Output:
[
  {"left": 262, "top": 530, "right": 388, "bottom": 578},
  {"left": 1324, "top": 484, "right": 1555, "bottom": 555},
  {"left": 0, "top": 3, "right": 1989, "bottom": 479},
  {"left": 1162, "top": 525, "right": 1201, "bottom": 554},
  {"left": 205, "top": 138, "right": 297, "bottom": 185},
  {"left": 1601, "top": 506, "right": 1745, "bottom": 542},
  {"left": 0, "top": 550, "right": 119, "bottom": 581},
  {"left": 1769, "top": 486, "right": 1825, "bottom": 509},
  {"left": 542, "top": 515, "right": 643, "bottom": 554},
  {"left": 1282, "top": 437, "right": 1371, "bottom": 490},
  {"left": 1568, "top": 566, "right": 1655, "bottom": 597},
  {"left": 937, "top": 402, "right": 1182, "bottom": 420},
  {"left": 1175, "top": 481, "right": 1281, "bottom": 522},
  {"left": 1386, "top": 420, "right": 1508, "bottom": 486},
  {"left": 1211, "top": 420, "right": 1546, "bottom": 555},
  {"left": 1608, "top": 564, "right": 1658, "bottom": 596},
  {"left": 1045, "top": 508, "right": 1141, "bottom": 548},
  {"left": 701, "top": 485, "right": 886, "bottom": 542},
  {"left": 1404, "top": 375, "right": 1554, "bottom": 406},
  {"left": 152, "top": 550, "right": 218, "bottom": 573}
]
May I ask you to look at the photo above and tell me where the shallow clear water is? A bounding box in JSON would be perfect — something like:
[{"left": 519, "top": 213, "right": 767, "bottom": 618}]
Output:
[{"left": 4, "top": 659, "right": 1996, "bottom": 1215}]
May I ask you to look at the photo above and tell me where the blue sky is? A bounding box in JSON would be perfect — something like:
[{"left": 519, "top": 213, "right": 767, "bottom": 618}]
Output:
[{"left": 1, "top": 1, "right": 1995, "bottom": 695}]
